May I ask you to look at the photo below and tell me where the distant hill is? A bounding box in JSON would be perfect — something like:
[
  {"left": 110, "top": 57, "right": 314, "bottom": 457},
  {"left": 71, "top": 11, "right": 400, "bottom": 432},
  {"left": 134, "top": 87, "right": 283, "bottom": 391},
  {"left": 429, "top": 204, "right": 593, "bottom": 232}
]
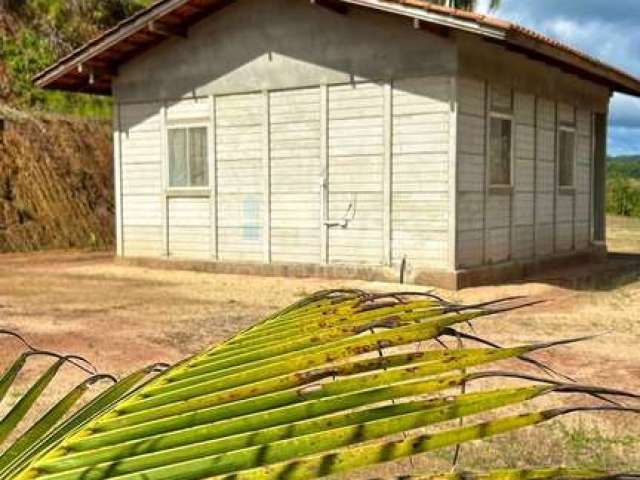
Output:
[
  {"left": 609, "top": 155, "right": 640, "bottom": 179},
  {"left": 609, "top": 155, "right": 640, "bottom": 163}
]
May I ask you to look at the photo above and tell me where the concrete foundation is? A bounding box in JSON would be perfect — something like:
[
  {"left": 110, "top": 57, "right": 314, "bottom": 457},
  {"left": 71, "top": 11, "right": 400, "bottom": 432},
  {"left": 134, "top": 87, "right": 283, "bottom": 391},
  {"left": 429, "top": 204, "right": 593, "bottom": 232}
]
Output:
[{"left": 118, "top": 244, "right": 608, "bottom": 291}]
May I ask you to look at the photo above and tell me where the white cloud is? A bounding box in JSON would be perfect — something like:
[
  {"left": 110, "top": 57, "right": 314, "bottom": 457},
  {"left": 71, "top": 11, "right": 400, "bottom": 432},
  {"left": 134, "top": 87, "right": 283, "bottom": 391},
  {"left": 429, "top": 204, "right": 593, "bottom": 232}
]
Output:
[{"left": 482, "top": 0, "right": 640, "bottom": 154}]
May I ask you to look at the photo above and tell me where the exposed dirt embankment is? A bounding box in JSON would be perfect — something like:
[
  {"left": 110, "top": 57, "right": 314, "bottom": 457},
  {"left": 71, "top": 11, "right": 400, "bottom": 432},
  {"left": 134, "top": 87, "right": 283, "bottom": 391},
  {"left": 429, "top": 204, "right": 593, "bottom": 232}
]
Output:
[{"left": 0, "top": 107, "right": 114, "bottom": 251}]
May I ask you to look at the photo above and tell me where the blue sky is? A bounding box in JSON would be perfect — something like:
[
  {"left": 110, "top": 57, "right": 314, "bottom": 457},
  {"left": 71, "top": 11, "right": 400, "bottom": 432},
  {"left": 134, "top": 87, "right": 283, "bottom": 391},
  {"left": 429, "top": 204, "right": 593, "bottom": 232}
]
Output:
[{"left": 477, "top": 0, "right": 640, "bottom": 156}]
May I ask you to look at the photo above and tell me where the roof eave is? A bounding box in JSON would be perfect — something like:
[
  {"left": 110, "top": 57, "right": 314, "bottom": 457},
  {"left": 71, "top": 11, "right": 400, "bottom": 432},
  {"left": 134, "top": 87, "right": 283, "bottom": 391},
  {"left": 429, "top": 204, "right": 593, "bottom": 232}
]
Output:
[
  {"left": 504, "top": 30, "right": 640, "bottom": 97},
  {"left": 32, "top": 0, "right": 640, "bottom": 98}
]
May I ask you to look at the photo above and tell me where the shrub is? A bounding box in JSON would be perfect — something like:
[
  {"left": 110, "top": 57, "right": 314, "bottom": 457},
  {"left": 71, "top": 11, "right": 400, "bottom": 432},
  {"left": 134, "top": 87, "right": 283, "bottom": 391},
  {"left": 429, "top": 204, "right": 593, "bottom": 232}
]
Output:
[{"left": 607, "top": 176, "right": 640, "bottom": 217}]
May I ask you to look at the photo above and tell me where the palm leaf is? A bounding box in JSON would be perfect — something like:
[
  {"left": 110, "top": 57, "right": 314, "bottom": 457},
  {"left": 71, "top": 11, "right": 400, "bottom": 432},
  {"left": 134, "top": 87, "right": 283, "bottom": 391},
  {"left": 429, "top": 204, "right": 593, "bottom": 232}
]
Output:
[
  {"left": 382, "top": 469, "right": 639, "bottom": 480},
  {"left": 0, "top": 290, "right": 637, "bottom": 480}
]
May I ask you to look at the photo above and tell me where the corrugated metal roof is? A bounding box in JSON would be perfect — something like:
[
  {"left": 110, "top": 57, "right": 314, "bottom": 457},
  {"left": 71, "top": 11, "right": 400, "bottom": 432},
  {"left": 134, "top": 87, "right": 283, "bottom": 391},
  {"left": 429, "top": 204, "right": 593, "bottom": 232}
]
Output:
[{"left": 33, "top": 0, "right": 640, "bottom": 97}]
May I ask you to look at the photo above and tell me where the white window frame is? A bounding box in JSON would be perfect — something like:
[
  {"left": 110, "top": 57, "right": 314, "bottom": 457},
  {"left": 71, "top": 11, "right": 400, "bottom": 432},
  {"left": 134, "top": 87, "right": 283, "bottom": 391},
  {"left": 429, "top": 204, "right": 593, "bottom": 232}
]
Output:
[
  {"left": 488, "top": 110, "right": 516, "bottom": 189},
  {"left": 166, "top": 122, "right": 211, "bottom": 192},
  {"left": 557, "top": 124, "right": 577, "bottom": 191}
]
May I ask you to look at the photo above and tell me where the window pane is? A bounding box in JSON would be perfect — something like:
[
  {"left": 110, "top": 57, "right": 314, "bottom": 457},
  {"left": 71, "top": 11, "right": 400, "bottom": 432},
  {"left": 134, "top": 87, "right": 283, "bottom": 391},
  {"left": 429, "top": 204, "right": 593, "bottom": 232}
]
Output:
[
  {"left": 189, "top": 127, "right": 208, "bottom": 187},
  {"left": 169, "top": 129, "right": 188, "bottom": 187},
  {"left": 490, "top": 117, "right": 512, "bottom": 186},
  {"left": 559, "top": 130, "right": 575, "bottom": 187}
]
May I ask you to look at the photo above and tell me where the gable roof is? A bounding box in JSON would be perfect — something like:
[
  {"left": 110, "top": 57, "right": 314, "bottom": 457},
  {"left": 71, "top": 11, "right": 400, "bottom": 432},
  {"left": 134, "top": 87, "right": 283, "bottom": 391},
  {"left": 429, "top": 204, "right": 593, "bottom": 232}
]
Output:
[{"left": 33, "top": 0, "right": 640, "bottom": 97}]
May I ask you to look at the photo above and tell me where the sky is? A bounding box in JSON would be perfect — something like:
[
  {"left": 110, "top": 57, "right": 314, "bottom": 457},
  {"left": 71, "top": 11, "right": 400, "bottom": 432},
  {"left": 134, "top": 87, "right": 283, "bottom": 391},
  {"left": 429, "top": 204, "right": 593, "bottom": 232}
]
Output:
[{"left": 477, "top": 0, "right": 640, "bottom": 156}]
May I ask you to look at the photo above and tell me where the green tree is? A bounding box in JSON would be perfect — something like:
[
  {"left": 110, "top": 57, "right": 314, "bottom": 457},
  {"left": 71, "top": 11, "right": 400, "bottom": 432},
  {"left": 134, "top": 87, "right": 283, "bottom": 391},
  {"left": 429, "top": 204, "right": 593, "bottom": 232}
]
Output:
[
  {"left": 0, "top": 0, "right": 153, "bottom": 115},
  {"left": 607, "top": 176, "right": 640, "bottom": 217},
  {"left": 432, "top": 0, "right": 502, "bottom": 11}
]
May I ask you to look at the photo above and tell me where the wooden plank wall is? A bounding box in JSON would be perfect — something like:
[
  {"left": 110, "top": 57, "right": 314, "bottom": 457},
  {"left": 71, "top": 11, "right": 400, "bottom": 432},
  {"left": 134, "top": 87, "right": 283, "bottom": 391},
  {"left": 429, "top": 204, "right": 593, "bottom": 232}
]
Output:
[
  {"left": 119, "top": 102, "right": 164, "bottom": 257},
  {"left": 535, "top": 98, "right": 557, "bottom": 257},
  {"left": 456, "top": 77, "right": 486, "bottom": 268},
  {"left": 168, "top": 197, "right": 211, "bottom": 259},
  {"left": 392, "top": 77, "right": 451, "bottom": 270},
  {"left": 216, "top": 93, "right": 265, "bottom": 263},
  {"left": 513, "top": 92, "right": 536, "bottom": 261},
  {"left": 269, "top": 88, "right": 322, "bottom": 264},
  {"left": 327, "top": 83, "right": 385, "bottom": 265},
  {"left": 575, "top": 109, "right": 593, "bottom": 250},
  {"left": 117, "top": 77, "right": 452, "bottom": 270},
  {"left": 456, "top": 77, "right": 594, "bottom": 269}
]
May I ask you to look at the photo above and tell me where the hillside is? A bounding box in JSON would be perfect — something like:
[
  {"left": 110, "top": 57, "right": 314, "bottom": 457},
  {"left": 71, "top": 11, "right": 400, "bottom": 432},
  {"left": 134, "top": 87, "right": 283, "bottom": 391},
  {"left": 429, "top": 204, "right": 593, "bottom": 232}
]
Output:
[
  {"left": 609, "top": 155, "right": 640, "bottom": 179},
  {"left": 0, "top": 1, "right": 151, "bottom": 252},
  {"left": 0, "top": 106, "right": 114, "bottom": 251}
]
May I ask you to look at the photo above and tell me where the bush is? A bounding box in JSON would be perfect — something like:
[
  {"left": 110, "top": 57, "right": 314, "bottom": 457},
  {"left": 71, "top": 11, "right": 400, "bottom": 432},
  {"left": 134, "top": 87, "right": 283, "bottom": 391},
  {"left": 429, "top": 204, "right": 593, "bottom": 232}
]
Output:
[{"left": 607, "top": 176, "right": 640, "bottom": 217}]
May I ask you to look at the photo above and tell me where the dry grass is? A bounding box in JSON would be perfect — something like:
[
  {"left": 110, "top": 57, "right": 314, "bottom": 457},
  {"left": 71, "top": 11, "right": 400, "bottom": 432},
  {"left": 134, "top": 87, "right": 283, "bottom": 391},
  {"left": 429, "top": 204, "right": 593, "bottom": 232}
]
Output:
[
  {"left": 607, "top": 215, "right": 640, "bottom": 254},
  {"left": 0, "top": 216, "right": 638, "bottom": 473}
]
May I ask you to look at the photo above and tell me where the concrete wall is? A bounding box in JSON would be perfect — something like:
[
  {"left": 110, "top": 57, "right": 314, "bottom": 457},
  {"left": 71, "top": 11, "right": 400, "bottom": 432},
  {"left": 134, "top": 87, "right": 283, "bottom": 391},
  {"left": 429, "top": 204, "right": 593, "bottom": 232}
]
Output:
[
  {"left": 114, "top": 0, "right": 456, "bottom": 102},
  {"left": 114, "top": 0, "right": 457, "bottom": 275}
]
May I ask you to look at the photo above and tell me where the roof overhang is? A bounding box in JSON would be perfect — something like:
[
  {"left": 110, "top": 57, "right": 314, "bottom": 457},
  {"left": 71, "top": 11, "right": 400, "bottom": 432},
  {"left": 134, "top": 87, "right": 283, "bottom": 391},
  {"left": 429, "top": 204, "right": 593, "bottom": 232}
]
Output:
[{"left": 33, "top": 0, "right": 640, "bottom": 98}]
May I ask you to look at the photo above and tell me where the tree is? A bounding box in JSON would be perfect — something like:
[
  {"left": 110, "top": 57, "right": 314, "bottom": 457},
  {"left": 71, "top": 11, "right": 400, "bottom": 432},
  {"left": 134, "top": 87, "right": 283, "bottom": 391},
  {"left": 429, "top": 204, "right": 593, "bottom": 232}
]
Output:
[
  {"left": 0, "top": 290, "right": 637, "bottom": 480},
  {"left": 436, "top": 0, "right": 502, "bottom": 12}
]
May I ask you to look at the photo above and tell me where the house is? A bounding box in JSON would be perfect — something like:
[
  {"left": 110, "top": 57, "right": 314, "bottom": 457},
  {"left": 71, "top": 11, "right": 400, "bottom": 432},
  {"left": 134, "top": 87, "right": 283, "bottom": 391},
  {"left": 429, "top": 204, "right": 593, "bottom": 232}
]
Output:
[{"left": 34, "top": 0, "right": 640, "bottom": 289}]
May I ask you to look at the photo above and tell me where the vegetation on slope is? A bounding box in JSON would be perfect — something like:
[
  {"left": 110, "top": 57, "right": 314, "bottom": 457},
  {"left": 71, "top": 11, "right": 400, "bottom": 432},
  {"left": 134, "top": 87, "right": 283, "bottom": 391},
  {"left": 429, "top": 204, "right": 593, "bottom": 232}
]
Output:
[
  {"left": 0, "top": 0, "right": 152, "bottom": 115},
  {"left": 607, "top": 156, "right": 640, "bottom": 218},
  {"left": 0, "top": 106, "right": 114, "bottom": 252},
  {"left": 0, "top": 1, "right": 154, "bottom": 252}
]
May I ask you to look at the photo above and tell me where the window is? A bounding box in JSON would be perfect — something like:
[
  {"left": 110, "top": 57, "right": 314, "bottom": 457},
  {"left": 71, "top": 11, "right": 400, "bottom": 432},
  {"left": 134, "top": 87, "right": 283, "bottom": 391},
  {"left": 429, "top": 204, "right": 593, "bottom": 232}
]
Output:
[
  {"left": 558, "top": 128, "right": 576, "bottom": 188},
  {"left": 489, "top": 115, "right": 513, "bottom": 187},
  {"left": 168, "top": 127, "right": 209, "bottom": 188}
]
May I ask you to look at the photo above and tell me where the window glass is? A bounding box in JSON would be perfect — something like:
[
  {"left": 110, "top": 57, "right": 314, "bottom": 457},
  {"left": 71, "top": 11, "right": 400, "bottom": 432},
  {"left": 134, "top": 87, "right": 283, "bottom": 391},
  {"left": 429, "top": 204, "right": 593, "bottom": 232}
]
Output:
[
  {"left": 489, "top": 116, "right": 512, "bottom": 186},
  {"left": 168, "top": 127, "right": 209, "bottom": 188},
  {"left": 559, "top": 129, "right": 575, "bottom": 188},
  {"left": 189, "top": 127, "right": 208, "bottom": 187},
  {"left": 168, "top": 129, "right": 188, "bottom": 187}
]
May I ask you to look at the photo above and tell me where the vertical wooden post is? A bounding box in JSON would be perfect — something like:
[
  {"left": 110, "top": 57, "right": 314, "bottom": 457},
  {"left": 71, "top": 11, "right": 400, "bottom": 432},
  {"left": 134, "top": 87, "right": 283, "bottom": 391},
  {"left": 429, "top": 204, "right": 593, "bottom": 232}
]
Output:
[
  {"left": 482, "top": 81, "right": 489, "bottom": 265},
  {"left": 532, "top": 96, "right": 538, "bottom": 258},
  {"left": 588, "top": 110, "right": 595, "bottom": 244},
  {"left": 160, "top": 102, "right": 169, "bottom": 257},
  {"left": 209, "top": 95, "right": 219, "bottom": 260},
  {"left": 113, "top": 103, "right": 124, "bottom": 257},
  {"left": 448, "top": 76, "right": 458, "bottom": 271},
  {"left": 383, "top": 81, "right": 393, "bottom": 266},
  {"left": 509, "top": 92, "right": 516, "bottom": 262},
  {"left": 572, "top": 106, "right": 578, "bottom": 251},
  {"left": 552, "top": 102, "right": 558, "bottom": 254},
  {"left": 263, "top": 90, "right": 272, "bottom": 264},
  {"left": 320, "top": 84, "right": 329, "bottom": 264}
]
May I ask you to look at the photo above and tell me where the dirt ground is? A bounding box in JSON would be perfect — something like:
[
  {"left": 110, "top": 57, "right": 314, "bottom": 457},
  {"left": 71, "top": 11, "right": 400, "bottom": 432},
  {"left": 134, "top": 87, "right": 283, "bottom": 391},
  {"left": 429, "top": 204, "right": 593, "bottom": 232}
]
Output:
[{"left": 1, "top": 215, "right": 639, "bottom": 472}]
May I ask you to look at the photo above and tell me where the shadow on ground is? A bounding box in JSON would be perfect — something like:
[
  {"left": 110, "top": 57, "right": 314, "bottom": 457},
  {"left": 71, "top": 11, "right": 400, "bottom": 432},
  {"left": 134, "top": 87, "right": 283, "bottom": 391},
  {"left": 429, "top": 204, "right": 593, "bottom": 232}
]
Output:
[{"left": 523, "top": 252, "right": 640, "bottom": 292}]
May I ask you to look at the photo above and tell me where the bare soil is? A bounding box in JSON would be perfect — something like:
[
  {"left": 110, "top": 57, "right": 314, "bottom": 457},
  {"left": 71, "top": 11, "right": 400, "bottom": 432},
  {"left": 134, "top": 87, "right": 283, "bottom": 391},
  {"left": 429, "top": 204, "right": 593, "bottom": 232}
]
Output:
[{"left": 0, "top": 216, "right": 639, "bottom": 472}]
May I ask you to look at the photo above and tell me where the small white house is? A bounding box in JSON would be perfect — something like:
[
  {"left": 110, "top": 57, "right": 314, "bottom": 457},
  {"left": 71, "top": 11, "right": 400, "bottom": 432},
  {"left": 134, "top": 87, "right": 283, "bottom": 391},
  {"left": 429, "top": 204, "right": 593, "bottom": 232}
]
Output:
[{"left": 36, "top": 0, "right": 640, "bottom": 288}]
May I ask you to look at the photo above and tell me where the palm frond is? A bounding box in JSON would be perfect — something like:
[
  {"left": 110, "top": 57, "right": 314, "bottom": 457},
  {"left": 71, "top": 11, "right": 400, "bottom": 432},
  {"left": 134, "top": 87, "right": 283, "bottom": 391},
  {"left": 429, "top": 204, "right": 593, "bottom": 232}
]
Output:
[
  {"left": 0, "top": 290, "right": 637, "bottom": 480},
  {"left": 381, "top": 469, "right": 640, "bottom": 480}
]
